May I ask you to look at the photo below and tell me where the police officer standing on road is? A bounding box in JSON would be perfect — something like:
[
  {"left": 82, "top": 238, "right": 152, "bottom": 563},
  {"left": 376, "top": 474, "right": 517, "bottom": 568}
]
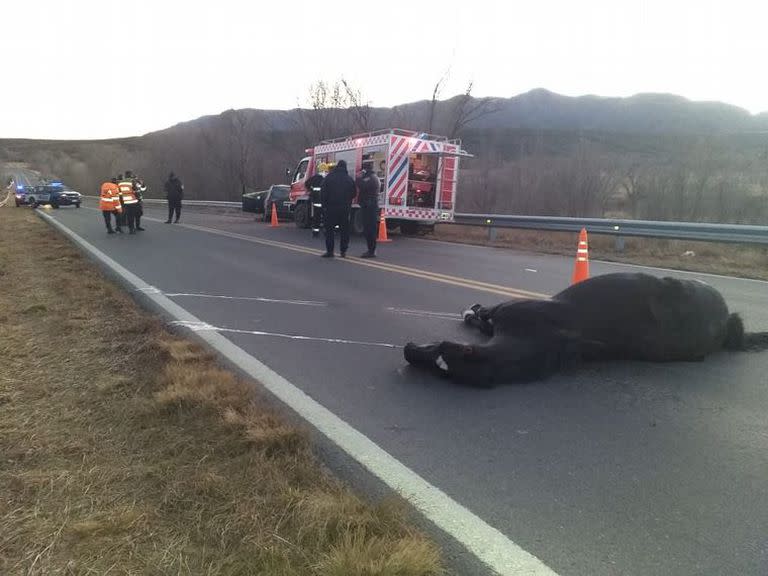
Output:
[
  {"left": 164, "top": 172, "right": 183, "bottom": 223},
  {"left": 320, "top": 159, "right": 355, "bottom": 258},
  {"left": 126, "top": 171, "right": 146, "bottom": 231},
  {"left": 356, "top": 162, "right": 381, "bottom": 258},
  {"left": 118, "top": 173, "right": 140, "bottom": 234}
]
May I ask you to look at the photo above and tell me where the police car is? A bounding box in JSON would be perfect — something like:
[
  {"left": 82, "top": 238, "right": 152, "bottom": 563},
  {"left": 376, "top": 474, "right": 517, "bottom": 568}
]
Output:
[{"left": 26, "top": 183, "right": 82, "bottom": 209}]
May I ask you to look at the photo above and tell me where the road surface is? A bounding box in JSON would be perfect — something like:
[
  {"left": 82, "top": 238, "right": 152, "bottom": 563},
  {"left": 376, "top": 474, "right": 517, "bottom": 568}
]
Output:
[{"left": 21, "top": 192, "right": 768, "bottom": 576}]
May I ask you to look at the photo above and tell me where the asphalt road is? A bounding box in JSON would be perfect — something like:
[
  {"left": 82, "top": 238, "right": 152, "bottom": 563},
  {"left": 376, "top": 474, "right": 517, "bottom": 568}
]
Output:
[{"left": 25, "top": 195, "right": 768, "bottom": 576}]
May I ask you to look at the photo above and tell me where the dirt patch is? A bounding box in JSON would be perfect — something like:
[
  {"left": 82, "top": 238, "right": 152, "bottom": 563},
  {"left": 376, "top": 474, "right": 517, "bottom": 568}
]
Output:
[
  {"left": 432, "top": 224, "right": 768, "bottom": 281},
  {"left": 0, "top": 205, "right": 442, "bottom": 575}
]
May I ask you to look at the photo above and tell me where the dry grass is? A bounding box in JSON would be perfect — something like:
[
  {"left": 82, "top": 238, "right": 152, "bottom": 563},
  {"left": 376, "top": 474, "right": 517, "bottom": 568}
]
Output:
[
  {"left": 0, "top": 205, "right": 442, "bottom": 575},
  {"left": 433, "top": 224, "right": 768, "bottom": 281}
]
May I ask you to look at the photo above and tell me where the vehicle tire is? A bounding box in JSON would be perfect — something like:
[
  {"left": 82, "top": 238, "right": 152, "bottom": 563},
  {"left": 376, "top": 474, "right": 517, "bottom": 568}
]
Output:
[
  {"left": 75, "top": 203, "right": 81, "bottom": 208},
  {"left": 400, "top": 221, "right": 419, "bottom": 236},
  {"left": 52, "top": 202, "right": 60, "bottom": 209},
  {"left": 15, "top": 200, "right": 20, "bottom": 207},
  {"left": 294, "top": 202, "right": 310, "bottom": 229},
  {"left": 350, "top": 209, "right": 365, "bottom": 236},
  {"left": 28, "top": 198, "right": 37, "bottom": 208}
]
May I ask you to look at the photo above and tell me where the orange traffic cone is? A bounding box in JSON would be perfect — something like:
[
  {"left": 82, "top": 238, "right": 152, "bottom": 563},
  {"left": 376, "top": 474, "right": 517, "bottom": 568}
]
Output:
[
  {"left": 270, "top": 202, "right": 279, "bottom": 227},
  {"left": 572, "top": 228, "right": 590, "bottom": 284},
  {"left": 377, "top": 210, "right": 392, "bottom": 243}
]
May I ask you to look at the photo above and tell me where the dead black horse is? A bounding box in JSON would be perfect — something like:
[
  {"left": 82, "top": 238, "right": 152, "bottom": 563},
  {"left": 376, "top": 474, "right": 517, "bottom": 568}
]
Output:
[{"left": 404, "top": 272, "right": 768, "bottom": 387}]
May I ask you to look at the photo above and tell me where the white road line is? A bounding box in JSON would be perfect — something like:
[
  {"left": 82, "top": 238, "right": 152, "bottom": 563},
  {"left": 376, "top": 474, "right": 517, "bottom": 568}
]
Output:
[
  {"left": 525, "top": 268, "right": 538, "bottom": 273},
  {"left": 593, "top": 258, "right": 768, "bottom": 285},
  {"left": 40, "top": 210, "right": 559, "bottom": 576},
  {"left": 166, "top": 293, "right": 328, "bottom": 306},
  {"left": 387, "top": 307, "right": 464, "bottom": 321},
  {"left": 169, "top": 320, "right": 401, "bottom": 349}
]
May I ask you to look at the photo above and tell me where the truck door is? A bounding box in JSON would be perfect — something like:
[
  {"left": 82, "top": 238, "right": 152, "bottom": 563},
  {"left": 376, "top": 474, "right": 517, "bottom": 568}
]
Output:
[{"left": 289, "top": 158, "right": 310, "bottom": 201}]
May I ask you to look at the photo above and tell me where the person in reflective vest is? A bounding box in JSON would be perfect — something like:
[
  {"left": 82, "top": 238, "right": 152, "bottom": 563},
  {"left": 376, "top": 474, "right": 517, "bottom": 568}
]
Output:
[
  {"left": 118, "top": 174, "right": 140, "bottom": 234},
  {"left": 99, "top": 177, "right": 122, "bottom": 234},
  {"left": 126, "top": 171, "right": 146, "bottom": 231},
  {"left": 306, "top": 163, "right": 328, "bottom": 237}
]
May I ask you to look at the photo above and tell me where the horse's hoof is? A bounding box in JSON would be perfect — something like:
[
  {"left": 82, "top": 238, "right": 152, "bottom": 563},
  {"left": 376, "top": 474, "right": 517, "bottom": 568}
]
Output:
[{"left": 404, "top": 342, "right": 441, "bottom": 366}]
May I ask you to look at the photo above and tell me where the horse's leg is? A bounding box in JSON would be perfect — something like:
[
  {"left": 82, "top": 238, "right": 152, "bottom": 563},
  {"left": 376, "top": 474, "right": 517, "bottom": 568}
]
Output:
[
  {"left": 404, "top": 341, "right": 445, "bottom": 372},
  {"left": 462, "top": 304, "right": 496, "bottom": 336}
]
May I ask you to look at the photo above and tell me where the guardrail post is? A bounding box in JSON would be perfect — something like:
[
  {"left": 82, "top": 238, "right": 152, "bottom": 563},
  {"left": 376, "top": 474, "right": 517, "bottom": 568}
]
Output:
[
  {"left": 488, "top": 226, "right": 497, "bottom": 243},
  {"left": 614, "top": 235, "right": 625, "bottom": 252}
]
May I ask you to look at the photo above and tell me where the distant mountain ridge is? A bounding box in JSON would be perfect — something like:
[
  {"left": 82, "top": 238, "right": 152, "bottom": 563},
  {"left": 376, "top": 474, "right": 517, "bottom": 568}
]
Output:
[{"left": 153, "top": 88, "right": 768, "bottom": 137}]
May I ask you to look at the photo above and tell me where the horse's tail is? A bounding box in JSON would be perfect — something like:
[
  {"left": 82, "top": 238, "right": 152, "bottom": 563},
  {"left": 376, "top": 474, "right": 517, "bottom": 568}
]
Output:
[{"left": 724, "top": 313, "right": 768, "bottom": 352}]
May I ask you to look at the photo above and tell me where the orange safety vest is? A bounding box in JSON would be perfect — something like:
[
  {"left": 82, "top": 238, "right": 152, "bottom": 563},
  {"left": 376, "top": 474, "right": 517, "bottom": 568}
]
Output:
[
  {"left": 118, "top": 180, "right": 138, "bottom": 204},
  {"left": 100, "top": 181, "right": 121, "bottom": 212}
]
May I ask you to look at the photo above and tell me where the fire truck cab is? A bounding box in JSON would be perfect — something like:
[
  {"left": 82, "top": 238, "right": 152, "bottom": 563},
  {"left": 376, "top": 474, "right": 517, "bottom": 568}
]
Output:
[{"left": 287, "top": 129, "right": 472, "bottom": 235}]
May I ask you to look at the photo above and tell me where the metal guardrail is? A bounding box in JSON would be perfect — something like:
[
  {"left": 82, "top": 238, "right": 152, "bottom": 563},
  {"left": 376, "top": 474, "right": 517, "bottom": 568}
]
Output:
[
  {"left": 140, "top": 198, "right": 242, "bottom": 207},
  {"left": 83, "top": 196, "right": 241, "bottom": 208},
  {"left": 453, "top": 213, "right": 768, "bottom": 246},
  {"left": 82, "top": 196, "right": 768, "bottom": 245}
]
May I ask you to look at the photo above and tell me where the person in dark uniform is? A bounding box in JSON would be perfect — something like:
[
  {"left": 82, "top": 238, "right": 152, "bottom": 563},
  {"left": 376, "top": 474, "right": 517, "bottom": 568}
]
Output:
[
  {"left": 164, "top": 172, "right": 184, "bottom": 223},
  {"left": 305, "top": 163, "right": 328, "bottom": 237},
  {"left": 319, "top": 160, "right": 356, "bottom": 258},
  {"left": 355, "top": 162, "right": 381, "bottom": 258}
]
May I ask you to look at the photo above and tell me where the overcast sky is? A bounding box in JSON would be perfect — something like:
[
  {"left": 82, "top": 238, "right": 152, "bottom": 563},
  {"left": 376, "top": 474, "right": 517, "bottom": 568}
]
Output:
[{"left": 4, "top": 0, "right": 766, "bottom": 139}]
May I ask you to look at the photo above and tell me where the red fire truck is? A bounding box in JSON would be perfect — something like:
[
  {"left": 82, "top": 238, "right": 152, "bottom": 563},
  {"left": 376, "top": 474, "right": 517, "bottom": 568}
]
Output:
[{"left": 287, "top": 129, "right": 472, "bottom": 235}]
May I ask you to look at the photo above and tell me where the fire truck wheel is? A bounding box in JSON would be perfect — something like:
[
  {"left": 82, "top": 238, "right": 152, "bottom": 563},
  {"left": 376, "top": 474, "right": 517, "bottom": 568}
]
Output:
[
  {"left": 294, "top": 203, "right": 310, "bottom": 228},
  {"left": 400, "top": 221, "right": 419, "bottom": 236}
]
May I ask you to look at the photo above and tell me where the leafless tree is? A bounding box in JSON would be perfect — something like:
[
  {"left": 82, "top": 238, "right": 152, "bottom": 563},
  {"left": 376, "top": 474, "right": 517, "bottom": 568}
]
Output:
[
  {"left": 446, "top": 82, "right": 503, "bottom": 139},
  {"left": 426, "top": 73, "right": 448, "bottom": 134},
  {"left": 341, "top": 78, "right": 372, "bottom": 133}
]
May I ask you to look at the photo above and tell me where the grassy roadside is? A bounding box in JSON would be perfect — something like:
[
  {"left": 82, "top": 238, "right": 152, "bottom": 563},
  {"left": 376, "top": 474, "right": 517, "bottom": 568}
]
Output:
[
  {"left": 432, "top": 224, "right": 768, "bottom": 281},
  {"left": 0, "top": 206, "right": 442, "bottom": 575}
]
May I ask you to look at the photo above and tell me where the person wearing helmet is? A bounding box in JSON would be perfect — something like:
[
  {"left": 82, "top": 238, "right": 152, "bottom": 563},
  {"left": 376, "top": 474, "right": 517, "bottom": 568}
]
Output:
[{"left": 305, "top": 162, "right": 329, "bottom": 237}]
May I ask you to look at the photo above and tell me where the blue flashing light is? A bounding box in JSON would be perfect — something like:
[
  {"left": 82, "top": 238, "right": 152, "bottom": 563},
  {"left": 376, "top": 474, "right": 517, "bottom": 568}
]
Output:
[{"left": 16, "top": 185, "right": 23, "bottom": 190}]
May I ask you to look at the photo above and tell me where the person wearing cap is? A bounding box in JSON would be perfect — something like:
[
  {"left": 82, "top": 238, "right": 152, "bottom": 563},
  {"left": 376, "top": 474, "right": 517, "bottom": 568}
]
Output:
[
  {"left": 126, "top": 171, "right": 147, "bottom": 231},
  {"left": 117, "top": 172, "right": 140, "bottom": 234},
  {"left": 355, "top": 162, "right": 381, "bottom": 258},
  {"left": 164, "top": 172, "right": 184, "bottom": 223},
  {"left": 319, "top": 160, "right": 356, "bottom": 258}
]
